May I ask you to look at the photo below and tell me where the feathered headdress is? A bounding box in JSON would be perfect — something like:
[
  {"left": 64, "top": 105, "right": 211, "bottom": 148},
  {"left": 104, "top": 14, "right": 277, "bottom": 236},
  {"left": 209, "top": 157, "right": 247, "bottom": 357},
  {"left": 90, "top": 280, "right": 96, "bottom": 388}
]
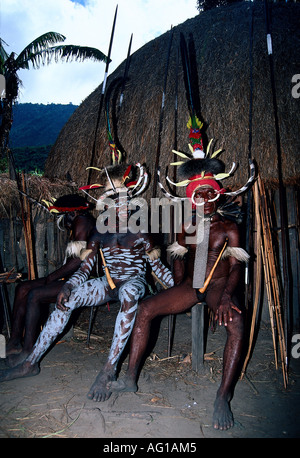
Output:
[
  {"left": 42, "top": 194, "right": 91, "bottom": 230},
  {"left": 158, "top": 114, "right": 255, "bottom": 207},
  {"left": 79, "top": 162, "right": 148, "bottom": 210},
  {"left": 79, "top": 69, "right": 148, "bottom": 207},
  {"left": 42, "top": 194, "right": 91, "bottom": 213},
  {"left": 164, "top": 113, "right": 243, "bottom": 206},
  {"left": 157, "top": 33, "right": 255, "bottom": 207}
]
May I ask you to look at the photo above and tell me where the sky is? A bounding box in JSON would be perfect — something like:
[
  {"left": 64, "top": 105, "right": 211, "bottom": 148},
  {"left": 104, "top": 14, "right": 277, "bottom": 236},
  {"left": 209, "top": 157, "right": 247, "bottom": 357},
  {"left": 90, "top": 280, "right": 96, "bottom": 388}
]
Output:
[{"left": 1, "top": 0, "right": 198, "bottom": 105}]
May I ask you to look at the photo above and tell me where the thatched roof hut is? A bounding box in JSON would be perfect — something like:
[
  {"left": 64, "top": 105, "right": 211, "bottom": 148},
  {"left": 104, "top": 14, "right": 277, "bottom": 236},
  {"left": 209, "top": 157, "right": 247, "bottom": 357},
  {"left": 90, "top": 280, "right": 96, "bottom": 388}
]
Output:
[
  {"left": 44, "top": 2, "right": 300, "bottom": 199},
  {"left": 0, "top": 174, "right": 76, "bottom": 218}
]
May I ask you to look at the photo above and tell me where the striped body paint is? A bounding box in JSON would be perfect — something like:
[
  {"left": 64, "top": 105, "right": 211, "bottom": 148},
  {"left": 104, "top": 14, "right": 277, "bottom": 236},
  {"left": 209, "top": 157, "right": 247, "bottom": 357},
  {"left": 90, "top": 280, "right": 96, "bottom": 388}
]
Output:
[{"left": 26, "top": 231, "right": 173, "bottom": 375}]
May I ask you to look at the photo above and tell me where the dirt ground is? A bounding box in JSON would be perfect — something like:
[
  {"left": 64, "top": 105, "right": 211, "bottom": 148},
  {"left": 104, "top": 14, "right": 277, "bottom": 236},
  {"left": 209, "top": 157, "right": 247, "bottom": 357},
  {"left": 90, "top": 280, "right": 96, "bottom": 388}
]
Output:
[{"left": 0, "top": 302, "right": 299, "bottom": 439}]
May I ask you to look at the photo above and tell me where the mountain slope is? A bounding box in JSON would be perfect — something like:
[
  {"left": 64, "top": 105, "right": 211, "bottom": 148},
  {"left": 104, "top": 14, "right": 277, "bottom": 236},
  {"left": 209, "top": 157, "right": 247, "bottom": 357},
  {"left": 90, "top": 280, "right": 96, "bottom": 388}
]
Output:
[
  {"left": 10, "top": 103, "right": 78, "bottom": 148},
  {"left": 7, "top": 103, "right": 78, "bottom": 172}
]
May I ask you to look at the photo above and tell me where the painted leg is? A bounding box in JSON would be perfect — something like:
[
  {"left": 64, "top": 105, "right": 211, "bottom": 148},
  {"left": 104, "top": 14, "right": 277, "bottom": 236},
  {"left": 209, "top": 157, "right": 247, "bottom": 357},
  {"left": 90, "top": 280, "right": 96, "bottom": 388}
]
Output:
[
  {"left": 0, "top": 307, "right": 71, "bottom": 382},
  {"left": 108, "top": 305, "right": 150, "bottom": 394},
  {"left": 1, "top": 277, "right": 109, "bottom": 383},
  {"left": 87, "top": 278, "right": 145, "bottom": 402},
  {"left": 109, "top": 281, "right": 198, "bottom": 393}
]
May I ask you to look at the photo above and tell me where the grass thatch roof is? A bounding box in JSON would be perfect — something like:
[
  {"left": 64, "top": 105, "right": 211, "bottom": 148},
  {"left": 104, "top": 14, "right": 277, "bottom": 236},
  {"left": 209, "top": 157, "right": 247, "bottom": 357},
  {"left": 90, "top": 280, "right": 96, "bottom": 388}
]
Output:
[
  {"left": 0, "top": 174, "right": 76, "bottom": 218},
  {"left": 45, "top": 2, "right": 300, "bottom": 199}
]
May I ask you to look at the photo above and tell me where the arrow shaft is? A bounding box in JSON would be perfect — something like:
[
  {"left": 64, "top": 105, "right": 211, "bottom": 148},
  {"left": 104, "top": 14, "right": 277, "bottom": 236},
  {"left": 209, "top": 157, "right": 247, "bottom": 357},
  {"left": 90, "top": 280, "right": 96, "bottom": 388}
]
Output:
[
  {"left": 88, "top": 5, "right": 118, "bottom": 183},
  {"left": 119, "top": 33, "right": 133, "bottom": 108},
  {"left": 152, "top": 28, "right": 174, "bottom": 197}
]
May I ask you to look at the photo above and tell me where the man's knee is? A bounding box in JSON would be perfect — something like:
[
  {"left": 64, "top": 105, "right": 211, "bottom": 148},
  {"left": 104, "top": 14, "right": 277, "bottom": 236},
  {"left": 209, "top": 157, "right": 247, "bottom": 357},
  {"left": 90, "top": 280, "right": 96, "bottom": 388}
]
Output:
[
  {"left": 119, "top": 283, "right": 144, "bottom": 305},
  {"left": 227, "top": 310, "right": 244, "bottom": 337},
  {"left": 27, "top": 288, "right": 42, "bottom": 307},
  {"left": 136, "top": 297, "right": 157, "bottom": 324},
  {"left": 15, "top": 281, "right": 34, "bottom": 299}
]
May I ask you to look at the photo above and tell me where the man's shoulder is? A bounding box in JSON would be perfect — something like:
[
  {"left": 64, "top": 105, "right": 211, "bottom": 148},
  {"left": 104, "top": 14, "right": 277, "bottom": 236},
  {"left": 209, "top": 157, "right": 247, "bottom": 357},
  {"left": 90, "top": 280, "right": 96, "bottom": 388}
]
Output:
[
  {"left": 223, "top": 218, "right": 238, "bottom": 229},
  {"left": 221, "top": 218, "right": 239, "bottom": 237}
]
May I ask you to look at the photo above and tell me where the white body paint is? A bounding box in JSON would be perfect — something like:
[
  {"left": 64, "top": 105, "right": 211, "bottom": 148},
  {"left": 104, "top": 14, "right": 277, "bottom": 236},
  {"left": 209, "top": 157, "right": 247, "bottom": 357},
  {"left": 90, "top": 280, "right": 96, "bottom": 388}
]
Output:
[{"left": 26, "top": 233, "right": 174, "bottom": 373}]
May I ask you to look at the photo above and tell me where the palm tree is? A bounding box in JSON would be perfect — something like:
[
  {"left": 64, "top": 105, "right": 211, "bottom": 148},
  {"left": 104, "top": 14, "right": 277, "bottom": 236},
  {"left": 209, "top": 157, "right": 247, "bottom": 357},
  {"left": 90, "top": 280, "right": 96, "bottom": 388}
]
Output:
[{"left": 0, "top": 31, "right": 109, "bottom": 163}]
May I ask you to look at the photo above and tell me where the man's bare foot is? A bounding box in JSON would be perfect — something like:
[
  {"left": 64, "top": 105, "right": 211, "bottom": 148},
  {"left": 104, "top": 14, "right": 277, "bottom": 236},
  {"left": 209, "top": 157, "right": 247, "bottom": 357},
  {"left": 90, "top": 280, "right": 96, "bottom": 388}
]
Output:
[
  {"left": 212, "top": 396, "right": 234, "bottom": 430},
  {"left": 108, "top": 376, "right": 137, "bottom": 393},
  {"left": 0, "top": 360, "right": 40, "bottom": 383},
  {"left": 87, "top": 371, "right": 115, "bottom": 402},
  {"left": 8, "top": 350, "right": 31, "bottom": 368}
]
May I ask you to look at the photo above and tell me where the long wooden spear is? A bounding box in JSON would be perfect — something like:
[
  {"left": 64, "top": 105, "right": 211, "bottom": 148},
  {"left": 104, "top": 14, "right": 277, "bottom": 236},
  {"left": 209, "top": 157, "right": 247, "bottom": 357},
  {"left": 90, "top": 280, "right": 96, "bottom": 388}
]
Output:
[
  {"left": 264, "top": 0, "right": 291, "bottom": 373},
  {"left": 105, "top": 33, "right": 133, "bottom": 164},
  {"left": 152, "top": 27, "right": 174, "bottom": 198},
  {"left": 118, "top": 33, "right": 133, "bottom": 111},
  {"left": 244, "top": 1, "right": 254, "bottom": 311},
  {"left": 148, "top": 26, "right": 173, "bottom": 351},
  {"left": 88, "top": 5, "right": 118, "bottom": 184},
  {"left": 167, "top": 45, "right": 180, "bottom": 357}
]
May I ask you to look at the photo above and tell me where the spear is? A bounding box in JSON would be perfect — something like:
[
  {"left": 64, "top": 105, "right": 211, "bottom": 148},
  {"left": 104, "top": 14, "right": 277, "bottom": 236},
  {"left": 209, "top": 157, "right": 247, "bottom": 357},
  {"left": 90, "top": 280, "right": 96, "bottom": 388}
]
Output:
[
  {"left": 264, "top": 0, "right": 291, "bottom": 373},
  {"left": 244, "top": 2, "right": 254, "bottom": 311},
  {"left": 88, "top": 5, "right": 118, "bottom": 184},
  {"left": 105, "top": 33, "right": 133, "bottom": 164},
  {"left": 167, "top": 33, "right": 200, "bottom": 357},
  {"left": 180, "top": 32, "right": 196, "bottom": 121},
  {"left": 167, "top": 46, "right": 180, "bottom": 357},
  {"left": 152, "top": 27, "right": 174, "bottom": 198},
  {"left": 17, "top": 189, "right": 50, "bottom": 212},
  {"left": 118, "top": 33, "right": 133, "bottom": 110}
]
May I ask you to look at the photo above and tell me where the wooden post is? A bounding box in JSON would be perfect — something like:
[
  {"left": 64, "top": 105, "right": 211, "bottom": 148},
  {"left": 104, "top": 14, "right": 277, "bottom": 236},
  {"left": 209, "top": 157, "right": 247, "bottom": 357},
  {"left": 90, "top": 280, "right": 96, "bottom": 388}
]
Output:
[
  {"left": 46, "top": 217, "right": 55, "bottom": 275},
  {"left": 192, "top": 302, "right": 205, "bottom": 373},
  {"left": 286, "top": 187, "right": 299, "bottom": 331},
  {"left": 34, "top": 208, "right": 46, "bottom": 278},
  {"left": 21, "top": 172, "right": 36, "bottom": 280}
]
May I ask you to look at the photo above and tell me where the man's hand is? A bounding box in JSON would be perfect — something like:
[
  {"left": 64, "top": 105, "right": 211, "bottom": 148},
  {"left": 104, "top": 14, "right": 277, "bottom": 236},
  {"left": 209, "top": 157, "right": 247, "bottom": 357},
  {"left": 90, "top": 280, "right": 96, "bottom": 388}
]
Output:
[
  {"left": 56, "top": 285, "right": 72, "bottom": 311},
  {"left": 215, "top": 293, "right": 241, "bottom": 326}
]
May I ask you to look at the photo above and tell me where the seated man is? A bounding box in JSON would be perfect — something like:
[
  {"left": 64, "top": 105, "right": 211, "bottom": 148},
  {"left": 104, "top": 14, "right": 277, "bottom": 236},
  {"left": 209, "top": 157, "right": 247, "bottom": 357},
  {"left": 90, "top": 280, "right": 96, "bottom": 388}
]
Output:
[
  {"left": 6, "top": 194, "right": 95, "bottom": 366},
  {"left": 109, "top": 185, "right": 248, "bottom": 431},
  {"left": 108, "top": 121, "right": 254, "bottom": 431},
  {"left": 0, "top": 164, "right": 174, "bottom": 403}
]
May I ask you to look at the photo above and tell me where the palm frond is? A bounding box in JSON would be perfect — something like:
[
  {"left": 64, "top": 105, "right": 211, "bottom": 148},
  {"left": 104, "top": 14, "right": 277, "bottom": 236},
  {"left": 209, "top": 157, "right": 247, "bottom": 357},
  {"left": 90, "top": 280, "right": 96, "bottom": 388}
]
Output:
[
  {"left": 16, "top": 32, "right": 66, "bottom": 69},
  {"left": 48, "top": 45, "right": 109, "bottom": 64},
  {"left": 18, "top": 44, "right": 109, "bottom": 70},
  {"left": 0, "top": 38, "right": 10, "bottom": 73}
]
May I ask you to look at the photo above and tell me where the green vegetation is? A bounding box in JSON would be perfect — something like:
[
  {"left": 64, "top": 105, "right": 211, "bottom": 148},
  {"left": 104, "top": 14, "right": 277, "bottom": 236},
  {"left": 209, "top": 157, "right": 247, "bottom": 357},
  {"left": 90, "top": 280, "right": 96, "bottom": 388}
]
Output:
[
  {"left": 0, "top": 31, "right": 108, "bottom": 174},
  {"left": 10, "top": 102, "right": 78, "bottom": 148},
  {"left": 0, "top": 102, "right": 78, "bottom": 173},
  {"left": 10, "top": 145, "right": 51, "bottom": 174}
]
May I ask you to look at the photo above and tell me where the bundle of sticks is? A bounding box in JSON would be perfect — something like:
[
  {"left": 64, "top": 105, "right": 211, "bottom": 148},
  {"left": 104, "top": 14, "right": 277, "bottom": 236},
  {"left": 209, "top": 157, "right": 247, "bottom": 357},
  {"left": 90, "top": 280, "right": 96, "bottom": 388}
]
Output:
[{"left": 241, "top": 175, "right": 288, "bottom": 388}]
